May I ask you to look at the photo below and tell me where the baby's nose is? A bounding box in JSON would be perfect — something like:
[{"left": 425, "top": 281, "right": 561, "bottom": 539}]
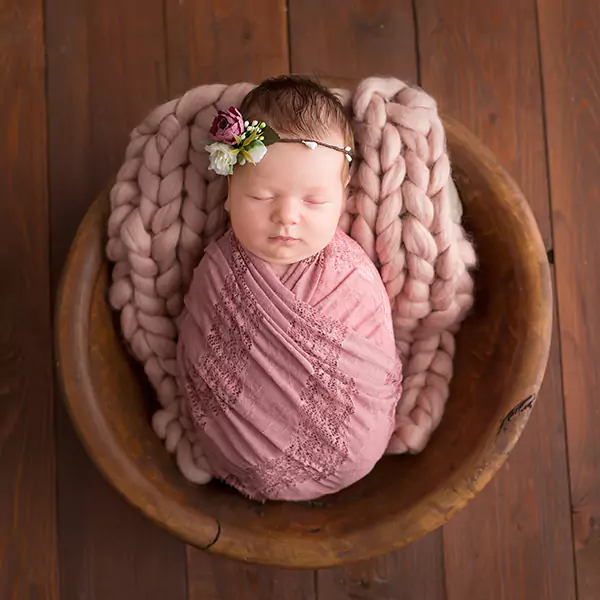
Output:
[{"left": 274, "top": 197, "right": 301, "bottom": 225}]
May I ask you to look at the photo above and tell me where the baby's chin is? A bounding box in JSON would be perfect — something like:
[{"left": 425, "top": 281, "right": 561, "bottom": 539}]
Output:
[
  {"left": 260, "top": 245, "right": 313, "bottom": 265},
  {"left": 251, "top": 239, "right": 329, "bottom": 267}
]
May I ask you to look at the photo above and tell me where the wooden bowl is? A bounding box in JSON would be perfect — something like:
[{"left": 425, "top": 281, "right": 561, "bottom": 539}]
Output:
[{"left": 55, "top": 116, "right": 552, "bottom": 569}]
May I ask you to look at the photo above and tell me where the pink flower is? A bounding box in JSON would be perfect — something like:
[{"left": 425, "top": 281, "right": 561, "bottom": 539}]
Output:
[{"left": 209, "top": 107, "right": 245, "bottom": 144}]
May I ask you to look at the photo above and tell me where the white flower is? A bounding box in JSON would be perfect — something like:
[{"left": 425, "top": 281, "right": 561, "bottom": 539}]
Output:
[
  {"left": 205, "top": 142, "right": 238, "bottom": 176},
  {"left": 246, "top": 141, "right": 267, "bottom": 164}
]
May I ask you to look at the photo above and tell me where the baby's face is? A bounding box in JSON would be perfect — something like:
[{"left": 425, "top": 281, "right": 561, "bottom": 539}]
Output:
[{"left": 227, "top": 130, "right": 347, "bottom": 272}]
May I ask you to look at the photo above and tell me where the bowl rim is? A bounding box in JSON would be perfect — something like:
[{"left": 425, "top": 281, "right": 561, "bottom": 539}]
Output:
[{"left": 55, "top": 115, "right": 553, "bottom": 568}]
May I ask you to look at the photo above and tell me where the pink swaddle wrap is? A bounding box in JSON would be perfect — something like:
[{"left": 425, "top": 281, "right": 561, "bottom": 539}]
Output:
[{"left": 178, "top": 229, "right": 403, "bottom": 501}]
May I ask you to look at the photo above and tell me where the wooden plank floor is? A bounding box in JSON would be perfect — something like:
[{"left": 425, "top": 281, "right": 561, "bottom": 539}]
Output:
[{"left": 1, "top": 0, "right": 598, "bottom": 598}]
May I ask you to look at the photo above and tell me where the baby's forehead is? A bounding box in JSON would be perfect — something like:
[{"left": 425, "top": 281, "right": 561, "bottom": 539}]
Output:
[{"left": 243, "top": 167, "right": 336, "bottom": 189}]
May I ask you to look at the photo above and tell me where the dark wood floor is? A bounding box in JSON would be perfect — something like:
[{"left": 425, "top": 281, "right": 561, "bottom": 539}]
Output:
[{"left": 2, "top": 0, "right": 599, "bottom": 598}]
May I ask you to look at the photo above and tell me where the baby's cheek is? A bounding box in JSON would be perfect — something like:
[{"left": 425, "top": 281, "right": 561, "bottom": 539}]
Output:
[
  {"left": 229, "top": 209, "right": 252, "bottom": 241},
  {"left": 313, "top": 210, "right": 341, "bottom": 243}
]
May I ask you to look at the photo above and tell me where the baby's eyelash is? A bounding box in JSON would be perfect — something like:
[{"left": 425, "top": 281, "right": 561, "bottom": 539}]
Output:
[{"left": 248, "top": 194, "right": 327, "bottom": 205}]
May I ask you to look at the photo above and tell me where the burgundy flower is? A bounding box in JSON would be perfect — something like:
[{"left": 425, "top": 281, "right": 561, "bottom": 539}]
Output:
[{"left": 209, "top": 106, "right": 245, "bottom": 144}]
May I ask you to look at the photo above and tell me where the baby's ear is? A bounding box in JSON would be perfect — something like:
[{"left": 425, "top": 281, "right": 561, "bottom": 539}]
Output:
[
  {"left": 341, "top": 179, "right": 351, "bottom": 212},
  {"left": 345, "top": 159, "right": 357, "bottom": 187}
]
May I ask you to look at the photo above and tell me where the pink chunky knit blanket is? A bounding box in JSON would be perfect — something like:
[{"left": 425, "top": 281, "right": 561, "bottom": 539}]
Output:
[{"left": 106, "top": 76, "right": 476, "bottom": 489}]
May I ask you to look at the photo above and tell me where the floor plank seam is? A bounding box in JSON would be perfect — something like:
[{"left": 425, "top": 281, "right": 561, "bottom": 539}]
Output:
[{"left": 533, "top": 1, "right": 580, "bottom": 597}]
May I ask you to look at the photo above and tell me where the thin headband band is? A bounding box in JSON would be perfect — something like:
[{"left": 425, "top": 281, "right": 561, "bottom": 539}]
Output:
[{"left": 277, "top": 138, "right": 354, "bottom": 162}]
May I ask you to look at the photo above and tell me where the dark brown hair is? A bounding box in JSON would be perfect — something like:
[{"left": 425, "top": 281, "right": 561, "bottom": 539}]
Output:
[{"left": 240, "top": 75, "right": 354, "bottom": 172}]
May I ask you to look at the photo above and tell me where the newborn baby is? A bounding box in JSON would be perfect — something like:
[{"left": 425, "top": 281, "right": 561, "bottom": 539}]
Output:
[{"left": 177, "top": 76, "right": 403, "bottom": 501}]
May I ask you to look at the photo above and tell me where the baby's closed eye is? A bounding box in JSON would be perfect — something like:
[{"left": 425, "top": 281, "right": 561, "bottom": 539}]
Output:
[
  {"left": 248, "top": 194, "right": 274, "bottom": 201},
  {"left": 304, "top": 196, "right": 329, "bottom": 205}
]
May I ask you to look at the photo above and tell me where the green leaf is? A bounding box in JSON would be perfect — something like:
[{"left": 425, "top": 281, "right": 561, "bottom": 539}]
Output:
[
  {"left": 239, "top": 148, "right": 255, "bottom": 165},
  {"left": 241, "top": 128, "right": 259, "bottom": 147},
  {"left": 261, "top": 124, "right": 281, "bottom": 146}
]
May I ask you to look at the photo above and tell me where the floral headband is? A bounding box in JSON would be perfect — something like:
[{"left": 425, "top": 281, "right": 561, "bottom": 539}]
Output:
[{"left": 205, "top": 107, "right": 353, "bottom": 176}]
